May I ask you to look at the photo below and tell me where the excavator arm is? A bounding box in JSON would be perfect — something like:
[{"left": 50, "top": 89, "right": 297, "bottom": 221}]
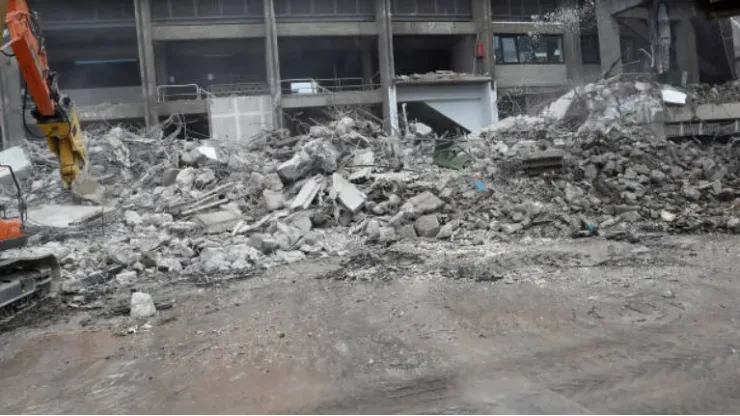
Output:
[{"left": 0, "top": 0, "right": 87, "bottom": 188}]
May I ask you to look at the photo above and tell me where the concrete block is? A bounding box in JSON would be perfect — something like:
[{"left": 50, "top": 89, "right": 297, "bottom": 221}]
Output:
[
  {"left": 332, "top": 173, "right": 366, "bottom": 213},
  {"left": 414, "top": 214, "right": 440, "bottom": 237},
  {"left": 263, "top": 189, "right": 286, "bottom": 211},
  {"left": 0, "top": 146, "right": 31, "bottom": 188}
]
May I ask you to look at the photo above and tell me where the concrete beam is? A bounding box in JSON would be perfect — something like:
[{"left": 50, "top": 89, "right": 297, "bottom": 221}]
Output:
[
  {"left": 561, "top": 0, "right": 583, "bottom": 85},
  {"left": 78, "top": 100, "right": 210, "bottom": 123},
  {"left": 391, "top": 21, "right": 476, "bottom": 35},
  {"left": 152, "top": 24, "right": 266, "bottom": 41},
  {"left": 608, "top": 0, "right": 646, "bottom": 15},
  {"left": 675, "top": 17, "right": 699, "bottom": 84},
  {"left": 664, "top": 102, "right": 740, "bottom": 123},
  {"left": 134, "top": 0, "right": 158, "bottom": 128},
  {"left": 491, "top": 22, "right": 563, "bottom": 34},
  {"left": 158, "top": 100, "right": 208, "bottom": 115},
  {"left": 282, "top": 90, "right": 383, "bottom": 109},
  {"left": 277, "top": 22, "right": 377, "bottom": 37}
]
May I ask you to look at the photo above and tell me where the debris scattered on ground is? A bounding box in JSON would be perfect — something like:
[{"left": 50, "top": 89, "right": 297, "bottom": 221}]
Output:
[{"left": 5, "top": 76, "right": 740, "bottom": 314}]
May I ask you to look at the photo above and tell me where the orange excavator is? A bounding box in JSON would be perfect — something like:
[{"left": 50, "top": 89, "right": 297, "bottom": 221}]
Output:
[{"left": 0, "top": 0, "right": 90, "bottom": 322}]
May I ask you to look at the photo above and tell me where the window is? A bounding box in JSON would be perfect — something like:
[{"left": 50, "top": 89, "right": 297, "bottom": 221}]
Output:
[
  {"left": 493, "top": 34, "right": 564, "bottom": 64},
  {"left": 581, "top": 34, "right": 600, "bottom": 64}
]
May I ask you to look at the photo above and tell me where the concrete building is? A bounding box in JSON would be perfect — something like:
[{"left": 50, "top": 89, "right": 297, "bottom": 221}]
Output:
[{"left": 0, "top": 0, "right": 737, "bottom": 145}]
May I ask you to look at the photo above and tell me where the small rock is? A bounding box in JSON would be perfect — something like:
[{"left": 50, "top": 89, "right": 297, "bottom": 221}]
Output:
[
  {"left": 378, "top": 226, "right": 398, "bottom": 242},
  {"left": 124, "top": 211, "right": 142, "bottom": 226},
  {"left": 414, "top": 214, "right": 441, "bottom": 238},
  {"left": 263, "top": 189, "right": 286, "bottom": 211},
  {"left": 194, "top": 169, "right": 217, "bottom": 188},
  {"left": 276, "top": 250, "right": 306, "bottom": 264},
  {"left": 403, "top": 191, "right": 445, "bottom": 215},
  {"left": 142, "top": 213, "right": 174, "bottom": 227},
  {"left": 175, "top": 167, "right": 196, "bottom": 189},
  {"left": 660, "top": 210, "right": 677, "bottom": 223},
  {"left": 365, "top": 219, "right": 381, "bottom": 240},
  {"left": 727, "top": 217, "right": 740, "bottom": 232},
  {"left": 620, "top": 211, "right": 642, "bottom": 223},
  {"left": 130, "top": 292, "right": 157, "bottom": 319},
  {"left": 397, "top": 223, "right": 418, "bottom": 239},
  {"left": 649, "top": 169, "right": 666, "bottom": 183},
  {"left": 501, "top": 223, "right": 524, "bottom": 235},
  {"left": 436, "top": 220, "right": 459, "bottom": 239},
  {"left": 683, "top": 187, "right": 701, "bottom": 201},
  {"left": 115, "top": 271, "right": 137, "bottom": 286},
  {"left": 157, "top": 257, "right": 183, "bottom": 273}
]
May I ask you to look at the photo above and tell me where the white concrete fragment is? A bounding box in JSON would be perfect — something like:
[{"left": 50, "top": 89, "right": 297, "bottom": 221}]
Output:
[
  {"left": 661, "top": 89, "right": 687, "bottom": 105},
  {"left": 197, "top": 146, "right": 219, "bottom": 161},
  {"left": 290, "top": 176, "right": 323, "bottom": 211},
  {"left": 543, "top": 90, "right": 575, "bottom": 120},
  {"left": 413, "top": 122, "right": 433, "bottom": 136},
  {"left": 115, "top": 271, "right": 137, "bottom": 286},
  {"left": 125, "top": 210, "right": 143, "bottom": 226},
  {"left": 332, "top": 173, "right": 366, "bottom": 213},
  {"left": 277, "top": 151, "right": 312, "bottom": 182},
  {"left": 130, "top": 292, "right": 156, "bottom": 319},
  {"left": 0, "top": 146, "right": 31, "bottom": 188},
  {"left": 176, "top": 167, "right": 196, "bottom": 189}
]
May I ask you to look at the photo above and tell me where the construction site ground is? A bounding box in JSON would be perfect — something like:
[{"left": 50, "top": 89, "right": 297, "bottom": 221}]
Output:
[{"left": 2, "top": 233, "right": 740, "bottom": 414}]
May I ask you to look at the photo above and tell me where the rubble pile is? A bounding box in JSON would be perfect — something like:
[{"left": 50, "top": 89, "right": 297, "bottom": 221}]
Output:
[
  {"left": 687, "top": 80, "right": 740, "bottom": 105},
  {"left": 6, "top": 76, "right": 740, "bottom": 298}
]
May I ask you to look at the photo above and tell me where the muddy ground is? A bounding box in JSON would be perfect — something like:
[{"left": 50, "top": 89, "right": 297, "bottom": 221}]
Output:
[{"left": 2, "top": 234, "right": 740, "bottom": 414}]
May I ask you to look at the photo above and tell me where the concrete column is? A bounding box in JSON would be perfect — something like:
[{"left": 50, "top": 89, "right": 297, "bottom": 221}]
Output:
[
  {"left": 562, "top": 0, "right": 583, "bottom": 85},
  {"left": 0, "top": 56, "right": 24, "bottom": 149},
  {"left": 134, "top": 0, "right": 158, "bottom": 128},
  {"left": 472, "top": 0, "right": 493, "bottom": 76},
  {"left": 264, "top": 0, "right": 282, "bottom": 129},
  {"left": 376, "top": 0, "right": 398, "bottom": 135},
  {"left": 675, "top": 18, "right": 699, "bottom": 84},
  {"left": 733, "top": 18, "right": 740, "bottom": 79},
  {"left": 595, "top": 0, "right": 622, "bottom": 77}
]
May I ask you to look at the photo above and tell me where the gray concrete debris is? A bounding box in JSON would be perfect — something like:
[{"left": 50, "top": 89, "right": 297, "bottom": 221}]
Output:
[
  {"left": 28, "top": 204, "right": 110, "bottom": 228},
  {"left": 414, "top": 214, "right": 441, "bottom": 238},
  {"left": 349, "top": 150, "right": 375, "bottom": 182},
  {"left": 176, "top": 168, "right": 196, "bottom": 189},
  {"left": 125, "top": 211, "right": 143, "bottom": 226},
  {"left": 437, "top": 220, "right": 460, "bottom": 239},
  {"left": 161, "top": 168, "right": 180, "bottom": 186},
  {"left": 263, "top": 189, "right": 286, "bottom": 211},
  {"left": 291, "top": 176, "right": 323, "bottom": 211},
  {"left": 413, "top": 122, "right": 433, "bottom": 137},
  {"left": 193, "top": 210, "right": 241, "bottom": 234},
  {"left": 278, "top": 151, "right": 312, "bottom": 182},
  {"left": 130, "top": 292, "right": 156, "bottom": 319},
  {"left": 332, "top": 173, "right": 366, "bottom": 213},
  {"left": 365, "top": 219, "right": 381, "bottom": 240}
]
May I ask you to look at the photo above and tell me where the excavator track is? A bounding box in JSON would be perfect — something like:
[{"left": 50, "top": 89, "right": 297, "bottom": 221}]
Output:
[{"left": 0, "top": 254, "right": 60, "bottom": 326}]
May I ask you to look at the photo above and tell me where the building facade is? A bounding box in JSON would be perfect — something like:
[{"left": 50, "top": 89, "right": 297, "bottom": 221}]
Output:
[{"left": 0, "top": 0, "right": 731, "bottom": 144}]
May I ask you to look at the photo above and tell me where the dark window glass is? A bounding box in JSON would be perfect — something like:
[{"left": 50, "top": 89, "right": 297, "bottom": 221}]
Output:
[{"left": 494, "top": 34, "right": 564, "bottom": 64}]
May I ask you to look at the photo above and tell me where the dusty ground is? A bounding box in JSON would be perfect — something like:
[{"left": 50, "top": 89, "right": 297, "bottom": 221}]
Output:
[{"left": 2, "top": 234, "right": 740, "bottom": 414}]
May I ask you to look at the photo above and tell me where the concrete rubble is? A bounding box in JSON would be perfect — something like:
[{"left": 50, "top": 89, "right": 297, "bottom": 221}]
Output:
[{"left": 4, "top": 76, "right": 740, "bottom": 308}]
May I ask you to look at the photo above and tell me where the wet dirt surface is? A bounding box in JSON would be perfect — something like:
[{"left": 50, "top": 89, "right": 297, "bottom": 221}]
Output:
[{"left": 2, "top": 234, "right": 740, "bottom": 414}]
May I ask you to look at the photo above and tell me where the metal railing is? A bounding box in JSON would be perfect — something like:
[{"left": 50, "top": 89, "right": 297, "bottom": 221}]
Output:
[
  {"left": 208, "top": 82, "right": 270, "bottom": 97},
  {"left": 280, "top": 77, "right": 378, "bottom": 96},
  {"left": 156, "top": 84, "right": 213, "bottom": 102}
]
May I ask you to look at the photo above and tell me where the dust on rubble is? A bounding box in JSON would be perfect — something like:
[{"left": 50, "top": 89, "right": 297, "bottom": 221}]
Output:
[{"left": 1, "top": 74, "right": 740, "bottom": 329}]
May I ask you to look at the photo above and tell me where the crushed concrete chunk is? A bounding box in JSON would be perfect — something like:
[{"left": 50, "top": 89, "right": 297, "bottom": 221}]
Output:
[
  {"left": 332, "top": 173, "right": 366, "bottom": 213},
  {"left": 277, "top": 151, "right": 312, "bottom": 182},
  {"left": 404, "top": 191, "right": 445, "bottom": 216},
  {"left": 414, "top": 214, "right": 440, "bottom": 238},
  {"left": 0, "top": 147, "right": 31, "bottom": 188}
]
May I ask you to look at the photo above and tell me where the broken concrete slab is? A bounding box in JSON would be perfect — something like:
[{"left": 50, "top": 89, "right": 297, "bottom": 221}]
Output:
[
  {"left": 291, "top": 176, "right": 323, "bottom": 211},
  {"left": 193, "top": 210, "right": 241, "bottom": 234},
  {"left": 28, "top": 204, "right": 111, "bottom": 228},
  {"left": 332, "top": 173, "right": 366, "bottom": 213}
]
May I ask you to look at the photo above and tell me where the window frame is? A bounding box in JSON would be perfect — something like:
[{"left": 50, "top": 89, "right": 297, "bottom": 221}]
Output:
[{"left": 493, "top": 34, "right": 565, "bottom": 65}]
